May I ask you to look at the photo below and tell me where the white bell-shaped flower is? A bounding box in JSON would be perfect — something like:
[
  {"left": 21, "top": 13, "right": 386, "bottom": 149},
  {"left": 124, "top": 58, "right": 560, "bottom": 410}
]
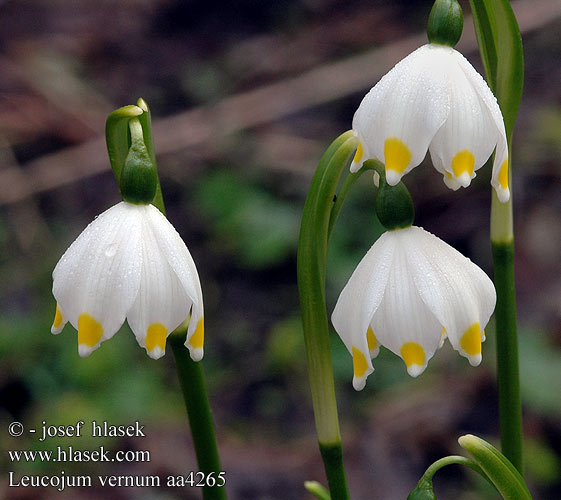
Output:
[
  {"left": 332, "top": 225, "right": 496, "bottom": 390},
  {"left": 51, "top": 201, "right": 204, "bottom": 361},
  {"left": 351, "top": 43, "right": 510, "bottom": 202}
]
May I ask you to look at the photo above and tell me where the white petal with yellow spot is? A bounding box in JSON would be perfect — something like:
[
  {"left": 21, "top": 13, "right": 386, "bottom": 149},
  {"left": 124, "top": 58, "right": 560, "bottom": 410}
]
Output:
[
  {"left": 331, "top": 226, "right": 496, "bottom": 390},
  {"left": 51, "top": 201, "right": 204, "bottom": 360},
  {"left": 351, "top": 44, "right": 510, "bottom": 202}
]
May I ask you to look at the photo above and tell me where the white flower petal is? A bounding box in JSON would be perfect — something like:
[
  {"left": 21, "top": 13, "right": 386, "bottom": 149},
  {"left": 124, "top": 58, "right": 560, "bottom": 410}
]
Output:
[
  {"left": 371, "top": 228, "right": 442, "bottom": 377},
  {"left": 453, "top": 50, "right": 510, "bottom": 202},
  {"left": 127, "top": 208, "right": 193, "bottom": 360},
  {"left": 331, "top": 232, "right": 395, "bottom": 389},
  {"left": 405, "top": 226, "right": 496, "bottom": 366},
  {"left": 428, "top": 48, "right": 498, "bottom": 189},
  {"left": 144, "top": 205, "right": 205, "bottom": 361},
  {"left": 352, "top": 44, "right": 449, "bottom": 183},
  {"left": 52, "top": 202, "right": 142, "bottom": 356}
]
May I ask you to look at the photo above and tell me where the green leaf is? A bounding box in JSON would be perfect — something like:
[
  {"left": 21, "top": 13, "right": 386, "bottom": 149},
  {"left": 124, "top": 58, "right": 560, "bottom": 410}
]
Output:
[
  {"left": 458, "top": 434, "right": 533, "bottom": 499},
  {"left": 469, "top": 0, "right": 498, "bottom": 88},
  {"left": 492, "top": 0, "right": 524, "bottom": 141},
  {"left": 469, "top": 0, "right": 524, "bottom": 142}
]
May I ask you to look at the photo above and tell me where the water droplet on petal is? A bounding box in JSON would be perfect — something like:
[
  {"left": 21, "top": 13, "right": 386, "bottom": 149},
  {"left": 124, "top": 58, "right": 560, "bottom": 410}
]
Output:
[{"left": 104, "top": 244, "right": 117, "bottom": 258}]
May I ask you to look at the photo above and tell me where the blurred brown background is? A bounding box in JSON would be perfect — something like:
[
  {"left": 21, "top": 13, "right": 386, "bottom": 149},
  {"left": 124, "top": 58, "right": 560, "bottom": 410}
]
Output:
[{"left": 1, "top": 0, "right": 560, "bottom": 498}]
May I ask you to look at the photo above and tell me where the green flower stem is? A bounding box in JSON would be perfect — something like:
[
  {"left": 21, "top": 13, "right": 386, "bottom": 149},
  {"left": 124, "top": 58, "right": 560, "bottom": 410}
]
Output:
[
  {"left": 170, "top": 333, "right": 227, "bottom": 500},
  {"left": 106, "top": 100, "right": 226, "bottom": 499},
  {"left": 491, "top": 228, "right": 523, "bottom": 472},
  {"left": 298, "top": 131, "right": 357, "bottom": 500},
  {"left": 423, "top": 455, "right": 484, "bottom": 480},
  {"left": 328, "top": 160, "right": 382, "bottom": 241},
  {"left": 409, "top": 455, "right": 495, "bottom": 500},
  {"left": 328, "top": 171, "right": 361, "bottom": 241}
]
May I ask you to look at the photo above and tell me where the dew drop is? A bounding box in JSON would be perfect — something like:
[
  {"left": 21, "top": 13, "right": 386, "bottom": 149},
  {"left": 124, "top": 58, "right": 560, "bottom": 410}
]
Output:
[{"left": 104, "top": 244, "right": 117, "bottom": 258}]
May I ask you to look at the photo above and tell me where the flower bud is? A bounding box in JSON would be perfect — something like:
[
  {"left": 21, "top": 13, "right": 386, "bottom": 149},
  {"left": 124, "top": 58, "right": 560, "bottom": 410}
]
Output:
[{"left": 427, "top": 0, "right": 463, "bottom": 47}]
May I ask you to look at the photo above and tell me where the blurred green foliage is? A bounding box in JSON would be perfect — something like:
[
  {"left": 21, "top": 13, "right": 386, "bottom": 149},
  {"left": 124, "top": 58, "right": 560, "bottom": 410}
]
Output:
[{"left": 195, "top": 169, "right": 301, "bottom": 269}]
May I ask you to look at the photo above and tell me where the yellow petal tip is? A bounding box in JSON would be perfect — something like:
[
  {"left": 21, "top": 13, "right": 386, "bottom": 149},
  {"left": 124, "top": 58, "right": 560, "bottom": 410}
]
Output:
[
  {"left": 460, "top": 322, "right": 482, "bottom": 356},
  {"left": 145, "top": 323, "right": 168, "bottom": 357},
  {"left": 51, "top": 303, "right": 65, "bottom": 334},
  {"left": 351, "top": 346, "right": 372, "bottom": 390},
  {"left": 451, "top": 150, "right": 475, "bottom": 185},
  {"left": 77, "top": 313, "right": 103, "bottom": 348},
  {"left": 384, "top": 137, "right": 411, "bottom": 177},
  {"left": 188, "top": 317, "right": 204, "bottom": 350},
  {"left": 400, "top": 342, "right": 426, "bottom": 377}
]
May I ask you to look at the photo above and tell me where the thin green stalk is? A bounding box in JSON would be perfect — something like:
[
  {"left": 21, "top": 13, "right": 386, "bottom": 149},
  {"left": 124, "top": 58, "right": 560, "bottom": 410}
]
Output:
[
  {"left": 298, "top": 131, "right": 357, "bottom": 500},
  {"left": 423, "top": 455, "right": 484, "bottom": 479},
  {"left": 327, "top": 160, "right": 382, "bottom": 241},
  {"left": 409, "top": 455, "right": 496, "bottom": 499},
  {"left": 170, "top": 333, "right": 227, "bottom": 500},
  {"left": 491, "top": 237, "right": 522, "bottom": 472}
]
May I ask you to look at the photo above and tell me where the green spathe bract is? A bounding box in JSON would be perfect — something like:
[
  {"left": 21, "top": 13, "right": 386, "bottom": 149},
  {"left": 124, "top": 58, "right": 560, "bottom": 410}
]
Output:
[
  {"left": 105, "top": 99, "right": 165, "bottom": 210},
  {"left": 119, "top": 118, "right": 157, "bottom": 204},
  {"left": 427, "top": 0, "right": 464, "bottom": 47}
]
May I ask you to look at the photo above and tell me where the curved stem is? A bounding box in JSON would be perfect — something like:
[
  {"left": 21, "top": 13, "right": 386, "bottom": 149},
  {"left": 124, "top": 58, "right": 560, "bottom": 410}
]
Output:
[
  {"left": 423, "top": 455, "right": 484, "bottom": 479},
  {"left": 410, "top": 454, "right": 497, "bottom": 498},
  {"left": 298, "top": 131, "right": 357, "bottom": 500},
  {"left": 328, "top": 160, "right": 382, "bottom": 241}
]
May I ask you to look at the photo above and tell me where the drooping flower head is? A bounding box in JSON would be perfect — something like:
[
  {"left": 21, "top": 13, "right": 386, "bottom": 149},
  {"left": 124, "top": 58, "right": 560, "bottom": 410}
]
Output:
[
  {"left": 52, "top": 202, "right": 204, "bottom": 360},
  {"left": 351, "top": 43, "right": 510, "bottom": 202},
  {"left": 332, "top": 225, "right": 496, "bottom": 390},
  {"left": 332, "top": 167, "right": 496, "bottom": 390},
  {"left": 51, "top": 112, "right": 204, "bottom": 360}
]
